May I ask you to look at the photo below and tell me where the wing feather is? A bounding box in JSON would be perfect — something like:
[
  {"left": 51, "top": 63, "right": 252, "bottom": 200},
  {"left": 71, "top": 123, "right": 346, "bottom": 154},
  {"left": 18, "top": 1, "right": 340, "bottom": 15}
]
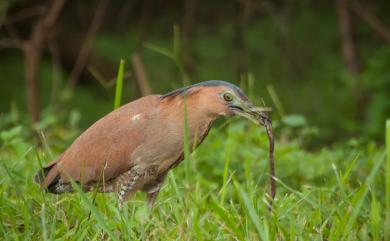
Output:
[{"left": 57, "top": 95, "right": 160, "bottom": 184}]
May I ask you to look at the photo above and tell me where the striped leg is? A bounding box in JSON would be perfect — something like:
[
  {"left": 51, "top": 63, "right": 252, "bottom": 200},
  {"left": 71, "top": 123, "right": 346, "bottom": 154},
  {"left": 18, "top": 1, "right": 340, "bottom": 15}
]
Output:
[{"left": 117, "top": 171, "right": 141, "bottom": 209}]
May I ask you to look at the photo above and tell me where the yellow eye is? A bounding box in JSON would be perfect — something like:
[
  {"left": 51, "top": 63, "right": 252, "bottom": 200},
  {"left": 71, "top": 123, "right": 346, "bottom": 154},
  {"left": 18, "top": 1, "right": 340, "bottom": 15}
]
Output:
[{"left": 223, "top": 92, "right": 234, "bottom": 102}]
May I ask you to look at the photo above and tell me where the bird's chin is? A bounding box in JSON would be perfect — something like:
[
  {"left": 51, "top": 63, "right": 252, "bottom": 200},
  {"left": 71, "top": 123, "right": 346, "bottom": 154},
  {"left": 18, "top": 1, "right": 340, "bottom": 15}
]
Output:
[
  {"left": 230, "top": 108, "right": 270, "bottom": 126},
  {"left": 230, "top": 109, "right": 255, "bottom": 124},
  {"left": 228, "top": 105, "right": 244, "bottom": 115},
  {"left": 229, "top": 108, "right": 241, "bottom": 116}
]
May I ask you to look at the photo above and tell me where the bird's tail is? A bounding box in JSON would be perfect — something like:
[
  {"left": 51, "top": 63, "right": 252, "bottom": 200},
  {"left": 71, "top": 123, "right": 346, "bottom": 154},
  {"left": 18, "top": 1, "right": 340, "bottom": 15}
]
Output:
[{"left": 34, "top": 161, "right": 63, "bottom": 194}]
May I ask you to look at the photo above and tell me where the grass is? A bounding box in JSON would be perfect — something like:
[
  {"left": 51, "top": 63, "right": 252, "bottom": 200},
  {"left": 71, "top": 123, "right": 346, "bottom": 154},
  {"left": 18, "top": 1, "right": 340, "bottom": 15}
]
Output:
[
  {"left": 0, "top": 69, "right": 388, "bottom": 239},
  {"left": 386, "top": 119, "right": 390, "bottom": 240},
  {"left": 0, "top": 117, "right": 388, "bottom": 240},
  {"left": 113, "top": 59, "right": 125, "bottom": 110}
]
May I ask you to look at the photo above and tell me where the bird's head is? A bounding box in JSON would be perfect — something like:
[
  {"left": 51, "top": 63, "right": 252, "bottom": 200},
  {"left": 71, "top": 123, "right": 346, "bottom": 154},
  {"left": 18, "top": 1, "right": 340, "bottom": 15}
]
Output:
[{"left": 162, "top": 80, "right": 271, "bottom": 126}]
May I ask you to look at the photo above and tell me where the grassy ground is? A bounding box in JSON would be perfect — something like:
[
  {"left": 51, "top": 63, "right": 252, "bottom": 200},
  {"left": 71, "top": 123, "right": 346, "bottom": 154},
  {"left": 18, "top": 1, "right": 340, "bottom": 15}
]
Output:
[{"left": 0, "top": 117, "right": 389, "bottom": 240}]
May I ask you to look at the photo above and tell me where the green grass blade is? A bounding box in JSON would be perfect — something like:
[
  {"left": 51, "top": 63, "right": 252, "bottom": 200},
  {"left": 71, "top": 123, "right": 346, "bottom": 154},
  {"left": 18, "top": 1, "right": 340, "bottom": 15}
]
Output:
[
  {"left": 183, "top": 95, "right": 191, "bottom": 180},
  {"left": 370, "top": 191, "right": 381, "bottom": 241},
  {"left": 234, "top": 181, "right": 269, "bottom": 241},
  {"left": 192, "top": 208, "right": 203, "bottom": 241},
  {"left": 88, "top": 65, "right": 116, "bottom": 88},
  {"left": 266, "top": 84, "right": 285, "bottom": 116},
  {"left": 210, "top": 198, "right": 245, "bottom": 241},
  {"left": 144, "top": 43, "right": 174, "bottom": 59},
  {"left": 220, "top": 126, "right": 232, "bottom": 204},
  {"left": 172, "top": 24, "right": 181, "bottom": 59},
  {"left": 274, "top": 177, "right": 320, "bottom": 211},
  {"left": 40, "top": 203, "right": 47, "bottom": 241},
  {"left": 168, "top": 172, "right": 183, "bottom": 205},
  {"left": 386, "top": 119, "right": 390, "bottom": 241},
  {"left": 340, "top": 152, "right": 386, "bottom": 240},
  {"left": 68, "top": 178, "right": 119, "bottom": 241},
  {"left": 332, "top": 163, "right": 347, "bottom": 198},
  {"left": 341, "top": 153, "right": 360, "bottom": 184},
  {"left": 113, "top": 59, "right": 125, "bottom": 109},
  {"left": 38, "top": 131, "right": 53, "bottom": 160}
]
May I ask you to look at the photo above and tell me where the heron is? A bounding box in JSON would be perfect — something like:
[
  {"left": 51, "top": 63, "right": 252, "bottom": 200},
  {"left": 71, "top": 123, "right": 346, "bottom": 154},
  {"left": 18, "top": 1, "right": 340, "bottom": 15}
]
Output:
[{"left": 35, "top": 80, "right": 270, "bottom": 208}]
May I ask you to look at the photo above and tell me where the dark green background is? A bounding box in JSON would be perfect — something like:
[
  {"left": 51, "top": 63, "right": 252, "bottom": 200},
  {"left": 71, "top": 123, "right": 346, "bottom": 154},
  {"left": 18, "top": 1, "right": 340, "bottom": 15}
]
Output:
[{"left": 1, "top": 0, "right": 389, "bottom": 145}]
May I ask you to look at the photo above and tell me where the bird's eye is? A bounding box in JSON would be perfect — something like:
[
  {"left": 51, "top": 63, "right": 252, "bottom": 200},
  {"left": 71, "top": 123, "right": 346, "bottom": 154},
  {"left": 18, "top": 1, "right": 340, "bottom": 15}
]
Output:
[{"left": 223, "top": 93, "right": 234, "bottom": 102}]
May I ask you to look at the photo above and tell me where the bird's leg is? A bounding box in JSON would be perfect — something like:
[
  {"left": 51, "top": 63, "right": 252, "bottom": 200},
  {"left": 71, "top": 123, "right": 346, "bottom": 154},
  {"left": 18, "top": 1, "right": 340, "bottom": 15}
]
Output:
[
  {"left": 146, "top": 187, "right": 161, "bottom": 208},
  {"left": 145, "top": 174, "right": 166, "bottom": 208},
  {"left": 118, "top": 185, "right": 136, "bottom": 209},
  {"left": 117, "top": 170, "right": 142, "bottom": 209}
]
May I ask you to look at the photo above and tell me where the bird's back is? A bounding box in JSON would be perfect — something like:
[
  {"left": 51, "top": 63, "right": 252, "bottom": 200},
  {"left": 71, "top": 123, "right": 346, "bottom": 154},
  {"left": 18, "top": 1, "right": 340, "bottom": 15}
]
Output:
[{"left": 43, "top": 95, "right": 161, "bottom": 188}]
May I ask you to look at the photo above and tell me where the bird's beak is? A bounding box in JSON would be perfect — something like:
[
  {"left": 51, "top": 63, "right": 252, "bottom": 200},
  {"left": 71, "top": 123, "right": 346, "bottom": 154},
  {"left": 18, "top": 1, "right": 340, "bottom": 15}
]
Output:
[{"left": 229, "top": 100, "right": 272, "bottom": 126}]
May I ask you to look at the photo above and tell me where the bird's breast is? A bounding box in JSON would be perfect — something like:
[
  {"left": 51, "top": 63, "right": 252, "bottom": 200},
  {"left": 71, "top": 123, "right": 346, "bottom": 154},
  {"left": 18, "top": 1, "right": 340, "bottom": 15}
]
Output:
[{"left": 130, "top": 104, "right": 214, "bottom": 177}]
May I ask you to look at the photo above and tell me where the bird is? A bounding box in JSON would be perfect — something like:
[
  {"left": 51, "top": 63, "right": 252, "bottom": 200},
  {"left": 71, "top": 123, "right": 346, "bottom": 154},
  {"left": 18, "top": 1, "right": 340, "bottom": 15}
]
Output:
[{"left": 34, "top": 80, "right": 270, "bottom": 208}]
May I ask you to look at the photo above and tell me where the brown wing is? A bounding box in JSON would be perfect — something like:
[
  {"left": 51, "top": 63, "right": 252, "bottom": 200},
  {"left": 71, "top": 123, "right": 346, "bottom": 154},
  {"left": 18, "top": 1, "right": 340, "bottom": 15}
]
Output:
[{"left": 54, "top": 95, "right": 160, "bottom": 185}]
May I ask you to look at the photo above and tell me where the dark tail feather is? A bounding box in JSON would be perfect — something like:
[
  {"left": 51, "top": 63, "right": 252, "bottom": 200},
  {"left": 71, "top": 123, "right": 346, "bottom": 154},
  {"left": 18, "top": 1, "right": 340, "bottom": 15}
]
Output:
[
  {"left": 34, "top": 161, "right": 55, "bottom": 184},
  {"left": 34, "top": 161, "right": 61, "bottom": 193}
]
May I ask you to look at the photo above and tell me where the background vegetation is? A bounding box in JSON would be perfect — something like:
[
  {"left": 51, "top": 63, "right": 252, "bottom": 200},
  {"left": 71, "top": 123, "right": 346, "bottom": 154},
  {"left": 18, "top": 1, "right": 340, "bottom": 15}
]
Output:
[{"left": 0, "top": 0, "right": 389, "bottom": 240}]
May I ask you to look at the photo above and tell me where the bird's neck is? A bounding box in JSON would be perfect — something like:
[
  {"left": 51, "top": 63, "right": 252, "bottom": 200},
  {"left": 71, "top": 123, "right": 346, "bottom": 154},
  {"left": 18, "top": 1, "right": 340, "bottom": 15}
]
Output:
[
  {"left": 186, "top": 94, "right": 219, "bottom": 126},
  {"left": 160, "top": 95, "right": 217, "bottom": 143}
]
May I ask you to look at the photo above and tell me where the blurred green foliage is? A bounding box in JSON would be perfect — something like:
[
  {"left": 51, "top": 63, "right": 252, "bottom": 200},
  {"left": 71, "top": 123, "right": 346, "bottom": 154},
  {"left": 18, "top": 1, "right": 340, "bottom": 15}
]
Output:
[
  {"left": 0, "top": 0, "right": 389, "bottom": 146},
  {"left": 362, "top": 46, "right": 390, "bottom": 138}
]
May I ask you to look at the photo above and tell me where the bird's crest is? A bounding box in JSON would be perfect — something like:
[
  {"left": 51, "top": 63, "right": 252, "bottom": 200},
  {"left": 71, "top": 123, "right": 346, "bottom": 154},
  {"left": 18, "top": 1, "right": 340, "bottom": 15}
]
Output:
[{"left": 161, "top": 80, "right": 247, "bottom": 100}]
